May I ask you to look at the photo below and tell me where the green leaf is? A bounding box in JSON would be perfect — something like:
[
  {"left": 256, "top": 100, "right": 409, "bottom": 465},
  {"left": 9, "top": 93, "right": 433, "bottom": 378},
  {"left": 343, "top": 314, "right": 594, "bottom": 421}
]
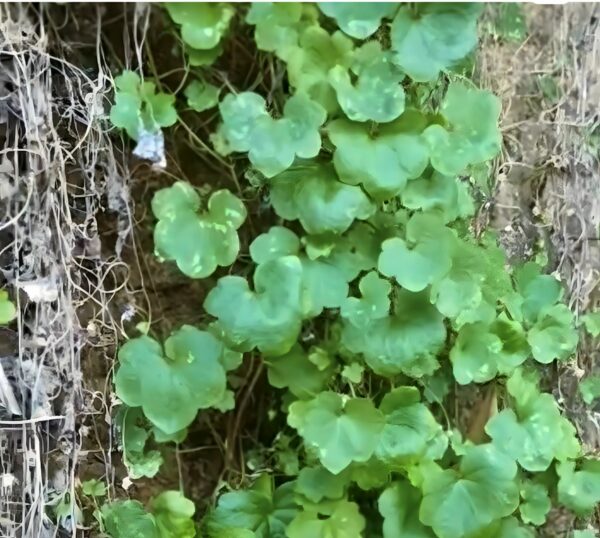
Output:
[
  {"left": 116, "top": 407, "right": 164, "bottom": 479},
  {"left": 246, "top": 3, "right": 315, "bottom": 59},
  {"left": 286, "top": 26, "right": 354, "bottom": 112},
  {"left": 0, "top": 290, "right": 16, "bottom": 324},
  {"left": 115, "top": 326, "right": 239, "bottom": 434},
  {"left": 288, "top": 392, "right": 384, "bottom": 474},
  {"left": 557, "top": 459, "right": 600, "bottom": 516},
  {"left": 390, "top": 3, "right": 481, "bottom": 82},
  {"left": 329, "top": 111, "right": 429, "bottom": 199},
  {"left": 250, "top": 226, "right": 350, "bottom": 318},
  {"left": 150, "top": 491, "right": 195, "bottom": 538},
  {"left": 509, "top": 262, "right": 562, "bottom": 324},
  {"left": 469, "top": 517, "right": 536, "bottom": 538},
  {"left": 573, "top": 530, "right": 598, "bottom": 538},
  {"left": 318, "top": 3, "right": 398, "bottom": 39},
  {"left": 249, "top": 226, "right": 300, "bottom": 264},
  {"left": 349, "top": 457, "right": 390, "bottom": 490},
  {"left": 342, "top": 289, "right": 446, "bottom": 378},
  {"left": 185, "top": 80, "right": 219, "bottom": 112},
  {"left": 287, "top": 501, "right": 365, "bottom": 538},
  {"left": 580, "top": 375, "right": 600, "bottom": 404},
  {"left": 527, "top": 304, "right": 578, "bottom": 363},
  {"left": 419, "top": 444, "right": 520, "bottom": 538},
  {"left": 270, "top": 161, "right": 374, "bottom": 235},
  {"left": 215, "top": 92, "right": 326, "bottom": 177},
  {"left": 308, "top": 222, "right": 381, "bottom": 281},
  {"left": 81, "top": 479, "right": 106, "bottom": 498},
  {"left": 207, "top": 478, "right": 298, "bottom": 537},
  {"left": 379, "top": 481, "right": 435, "bottom": 538},
  {"left": 204, "top": 256, "right": 304, "bottom": 356},
  {"left": 424, "top": 83, "right": 502, "bottom": 176},
  {"left": 341, "top": 271, "right": 391, "bottom": 328},
  {"left": 486, "top": 368, "right": 580, "bottom": 472},
  {"left": 152, "top": 183, "right": 246, "bottom": 279},
  {"left": 341, "top": 363, "right": 364, "bottom": 384},
  {"left": 378, "top": 212, "right": 455, "bottom": 292},
  {"left": 110, "top": 71, "right": 177, "bottom": 140},
  {"left": 265, "top": 344, "right": 332, "bottom": 399},
  {"left": 493, "top": 3, "right": 528, "bottom": 43},
  {"left": 430, "top": 239, "right": 484, "bottom": 320},
  {"left": 401, "top": 172, "right": 474, "bottom": 224},
  {"left": 581, "top": 311, "right": 600, "bottom": 337},
  {"left": 519, "top": 481, "right": 550, "bottom": 526},
  {"left": 296, "top": 466, "right": 350, "bottom": 503},
  {"left": 186, "top": 44, "right": 223, "bottom": 66},
  {"left": 165, "top": 3, "right": 233, "bottom": 50},
  {"left": 329, "top": 42, "right": 405, "bottom": 123},
  {"left": 450, "top": 314, "right": 529, "bottom": 384},
  {"left": 102, "top": 500, "right": 159, "bottom": 538},
  {"left": 375, "top": 387, "right": 444, "bottom": 465}
]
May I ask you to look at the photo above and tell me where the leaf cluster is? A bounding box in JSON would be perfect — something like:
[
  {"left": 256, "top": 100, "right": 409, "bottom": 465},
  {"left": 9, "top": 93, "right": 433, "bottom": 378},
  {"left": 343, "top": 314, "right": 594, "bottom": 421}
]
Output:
[{"left": 106, "top": 3, "right": 599, "bottom": 538}]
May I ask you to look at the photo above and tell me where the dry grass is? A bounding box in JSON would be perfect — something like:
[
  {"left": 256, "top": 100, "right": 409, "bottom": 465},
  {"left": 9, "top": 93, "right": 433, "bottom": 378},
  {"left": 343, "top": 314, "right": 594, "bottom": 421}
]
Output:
[{"left": 0, "top": 4, "right": 138, "bottom": 537}]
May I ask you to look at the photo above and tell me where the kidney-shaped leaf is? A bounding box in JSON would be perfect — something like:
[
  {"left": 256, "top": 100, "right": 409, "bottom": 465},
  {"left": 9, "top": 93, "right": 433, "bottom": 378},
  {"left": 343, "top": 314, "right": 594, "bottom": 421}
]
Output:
[
  {"left": 318, "top": 3, "right": 398, "bottom": 39},
  {"left": 419, "top": 444, "right": 520, "bottom": 538},
  {"left": 390, "top": 3, "right": 481, "bottom": 82},
  {"left": 115, "top": 326, "right": 239, "bottom": 434},
  {"left": 485, "top": 369, "right": 580, "bottom": 471},
  {"left": 424, "top": 83, "right": 502, "bottom": 176},
  {"left": 329, "top": 112, "right": 429, "bottom": 199},
  {"left": 342, "top": 289, "right": 446, "bottom": 378},
  {"left": 270, "top": 161, "right": 374, "bottom": 235},
  {"left": 288, "top": 391, "right": 385, "bottom": 474},
  {"left": 330, "top": 42, "right": 405, "bottom": 123},
  {"left": 204, "top": 256, "right": 305, "bottom": 356},
  {"left": 152, "top": 182, "right": 246, "bottom": 279},
  {"left": 164, "top": 3, "right": 233, "bottom": 50}
]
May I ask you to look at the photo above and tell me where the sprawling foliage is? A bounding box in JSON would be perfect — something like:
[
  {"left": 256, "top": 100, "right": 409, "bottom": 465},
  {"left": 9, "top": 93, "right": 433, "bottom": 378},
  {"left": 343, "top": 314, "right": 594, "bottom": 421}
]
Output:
[{"left": 105, "top": 3, "right": 599, "bottom": 538}]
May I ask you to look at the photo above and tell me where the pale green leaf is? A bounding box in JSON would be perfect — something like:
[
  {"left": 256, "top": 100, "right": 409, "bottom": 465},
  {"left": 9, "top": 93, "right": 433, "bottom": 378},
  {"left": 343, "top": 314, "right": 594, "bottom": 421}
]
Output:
[
  {"left": 379, "top": 481, "right": 435, "bottom": 538},
  {"left": 378, "top": 212, "right": 455, "bottom": 292},
  {"left": 329, "top": 111, "right": 429, "bottom": 199},
  {"left": 207, "top": 478, "right": 298, "bottom": 537},
  {"left": 0, "top": 290, "right": 16, "bottom": 325},
  {"left": 342, "top": 289, "right": 446, "bottom": 378},
  {"left": 318, "top": 3, "right": 398, "bottom": 39},
  {"left": 424, "top": 83, "right": 501, "bottom": 176},
  {"left": 288, "top": 391, "right": 384, "bottom": 474},
  {"left": 390, "top": 4, "right": 481, "bottom": 82},
  {"left": 580, "top": 375, "right": 600, "bottom": 404},
  {"left": 204, "top": 256, "right": 305, "bottom": 356},
  {"left": 341, "top": 271, "right": 391, "bottom": 328},
  {"left": 286, "top": 26, "right": 354, "bottom": 112},
  {"left": 287, "top": 501, "right": 365, "bottom": 538},
  {"left": 486, "top": 369, "right": 581, "bottom": 471},
  {"left": 519, "top": 481, "right": 550, "bottom": 526},
  {"left": 265, "top": 344, "right": 332, "bottom": 399},
  {"left": 557, "top": 459, "right": 600, "bottom": 516},
  {"left": 581, "top": 311, "right": 600, "bottom": 337},
  {"left": 185, "top": 80, "right": 219, "bottom": 112},
  {"left": 165, "top": 3, "right": 233, "bottom": 50},
  {"left": 330, "top": 42, "right": 405, "bottom": 123},
  {"left": 375, "top": 387, "right": 444, "bottom": 465},
  {"left": 152, "top": 183, "right": 246, "bottom": 279},
  {"left": 419, "top": 444, "right": 520, "bottom": 538},
  {"left": 270, "top": 161, "right": 374, "bottom": 235},
  {"left": 115, "top": 326, "right": 238, "bottom": 434}
]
